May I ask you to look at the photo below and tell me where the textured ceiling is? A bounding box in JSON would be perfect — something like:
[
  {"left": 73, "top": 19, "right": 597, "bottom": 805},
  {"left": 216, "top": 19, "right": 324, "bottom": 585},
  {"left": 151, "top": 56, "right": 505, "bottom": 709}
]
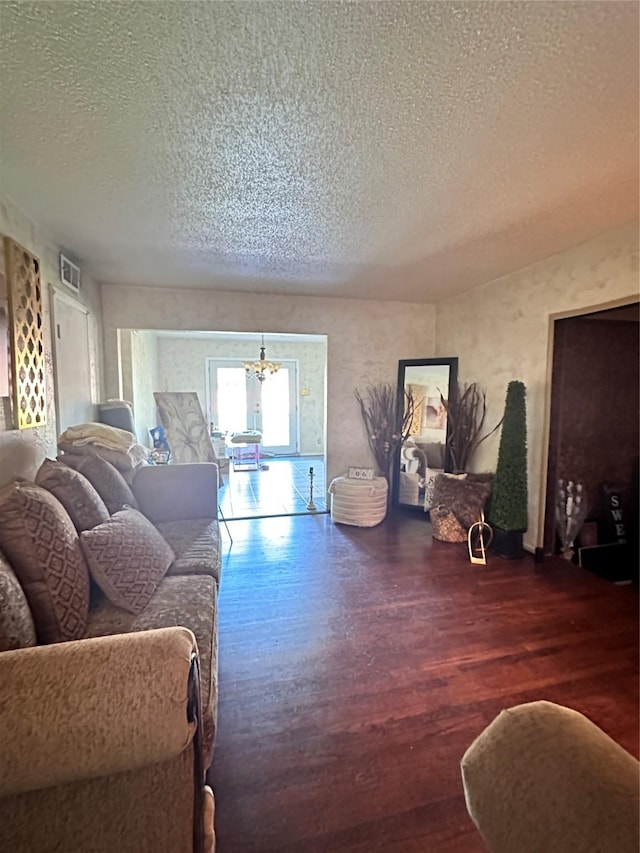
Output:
[{"left": 1, "top": 1, "right": 638, "bottom": 302}]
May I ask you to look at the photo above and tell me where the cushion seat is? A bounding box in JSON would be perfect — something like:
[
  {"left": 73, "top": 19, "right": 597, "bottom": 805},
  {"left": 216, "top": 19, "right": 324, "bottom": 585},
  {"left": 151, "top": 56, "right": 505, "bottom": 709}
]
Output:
[
  {"left": 156, "top": 520, "right": 221, "bottom": 587},
  {"left": 85, "top": 575, "right": 218, "bottom": 764}
]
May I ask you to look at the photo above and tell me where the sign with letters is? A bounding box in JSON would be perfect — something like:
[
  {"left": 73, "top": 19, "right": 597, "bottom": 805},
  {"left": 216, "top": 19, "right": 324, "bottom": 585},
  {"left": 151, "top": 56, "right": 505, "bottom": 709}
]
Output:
[{"left": 603, "top": 486, "right": 627, "bottom": 544}]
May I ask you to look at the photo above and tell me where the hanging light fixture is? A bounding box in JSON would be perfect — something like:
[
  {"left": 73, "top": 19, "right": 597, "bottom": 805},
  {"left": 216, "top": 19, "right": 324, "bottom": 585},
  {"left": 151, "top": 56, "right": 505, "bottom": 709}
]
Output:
[{"left": 243, "top": 334, "right": 281, "bottom": 383}]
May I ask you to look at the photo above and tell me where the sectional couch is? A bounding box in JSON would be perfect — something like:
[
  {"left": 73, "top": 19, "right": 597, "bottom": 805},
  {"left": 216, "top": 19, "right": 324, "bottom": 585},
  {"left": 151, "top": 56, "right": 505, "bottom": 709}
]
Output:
[{"left": 0, "top": 456, "right": 221, "bottom": 852}]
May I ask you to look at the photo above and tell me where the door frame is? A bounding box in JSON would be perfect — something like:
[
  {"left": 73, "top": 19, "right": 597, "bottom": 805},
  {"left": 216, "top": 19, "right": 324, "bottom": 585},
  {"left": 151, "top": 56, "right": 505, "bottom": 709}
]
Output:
[
  {"left": 538, "top": 294, "right": 639, "bottom": 553},
  {"left": 206, "top": 356, "right": 301, "bottom": 455},
  {"left": 50, "top": 285, "right": 94, "bottom": 433}
]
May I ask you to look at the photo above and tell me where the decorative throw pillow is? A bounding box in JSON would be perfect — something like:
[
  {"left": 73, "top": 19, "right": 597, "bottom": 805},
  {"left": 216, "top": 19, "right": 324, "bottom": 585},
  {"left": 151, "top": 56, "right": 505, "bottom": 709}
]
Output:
[
  {"left": 36, "top": 458, "right": 110, "bottom": 532},
  {"left": 60, "top": 453, "right": 139, "bottom": 514},
  {"left": 0, "top": 551, "right": 37, "bottom": 651},
  {"left": 433, "top": 472, "right": 493, "bottom": 530},
  {"left": 0, "top": 480, "right": 90, "bottom": 643},
  {"left": 80, "top": 508, "right": 174, "bottom": 615}
]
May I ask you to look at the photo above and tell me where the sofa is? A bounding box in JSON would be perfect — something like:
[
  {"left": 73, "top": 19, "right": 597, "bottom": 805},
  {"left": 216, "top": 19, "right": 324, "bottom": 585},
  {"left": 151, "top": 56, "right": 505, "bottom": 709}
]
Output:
[
  {"left": 461, "top": 700, "right": 640, "bottom": 853},
  {"left": 0, "top": 456, "right": 221, "bottom": 853}
]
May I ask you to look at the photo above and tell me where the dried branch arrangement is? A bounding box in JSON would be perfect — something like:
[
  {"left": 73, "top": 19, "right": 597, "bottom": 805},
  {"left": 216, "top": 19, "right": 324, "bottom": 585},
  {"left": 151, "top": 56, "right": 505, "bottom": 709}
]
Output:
[
  {"left": 354, "top": 383, "right": 418, "bottom": 479},
  {"left": 440, "top": 382, "right": 502, "bottom": 473},
  {"left": 556, "top": 479, "right": 589, "bottom": 559}
]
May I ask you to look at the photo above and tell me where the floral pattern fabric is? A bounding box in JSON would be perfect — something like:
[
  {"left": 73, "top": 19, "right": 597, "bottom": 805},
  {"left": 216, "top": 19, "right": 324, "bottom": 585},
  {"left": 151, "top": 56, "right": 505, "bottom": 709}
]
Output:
[{"left": 153, "top": 392, "right": 217, "bottom": 464}]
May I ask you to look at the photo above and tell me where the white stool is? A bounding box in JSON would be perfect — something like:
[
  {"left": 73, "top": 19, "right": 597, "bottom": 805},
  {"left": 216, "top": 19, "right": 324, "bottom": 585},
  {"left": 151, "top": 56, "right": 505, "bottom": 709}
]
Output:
[{"left": 329, "top": 476, "right": 388, "bottom": 527}]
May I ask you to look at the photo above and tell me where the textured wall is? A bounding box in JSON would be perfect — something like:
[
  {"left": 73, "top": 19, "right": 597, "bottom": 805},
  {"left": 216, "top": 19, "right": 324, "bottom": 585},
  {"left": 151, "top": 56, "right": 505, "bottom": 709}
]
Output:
[
  {"left": 130, "top": 330, "right": 159, "bottom": 447},
  {"left": 101, "top": 289, "right": 436, "bottom": 488},
  {"left": 0, "top": 199, "right": 103, "bottom": 485},
  {"left": 154, "top": 336, "right": 326, "bottom": 455},
  {"left": 436, "top": 222, "right": 639, "bottom": 550}
]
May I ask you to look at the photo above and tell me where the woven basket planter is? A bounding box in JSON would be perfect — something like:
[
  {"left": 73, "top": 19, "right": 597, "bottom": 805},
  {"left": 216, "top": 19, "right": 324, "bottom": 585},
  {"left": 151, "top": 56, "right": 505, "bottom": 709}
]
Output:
[
  {"left": 431, "top": 505, "right": 467, "bottom": 543},
  {"left": 430, "top": 473, "right": 494, "bottom": 543}
]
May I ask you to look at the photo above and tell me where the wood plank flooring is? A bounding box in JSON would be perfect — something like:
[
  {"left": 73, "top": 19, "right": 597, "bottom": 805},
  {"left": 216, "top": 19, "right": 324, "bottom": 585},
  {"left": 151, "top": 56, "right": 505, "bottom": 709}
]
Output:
[
  {"left": 209, "top": 512, "right": 639, "bottom": 852},
  {"left": 219, "top": 456, "right": 327, "bottom": 520}
]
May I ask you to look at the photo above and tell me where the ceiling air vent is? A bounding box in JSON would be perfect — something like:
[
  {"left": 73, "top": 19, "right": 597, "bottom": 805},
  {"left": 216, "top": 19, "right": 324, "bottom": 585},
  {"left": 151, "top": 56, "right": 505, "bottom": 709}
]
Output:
[{"left": 59, "top": 253, "right": 81, "bottom": 293}]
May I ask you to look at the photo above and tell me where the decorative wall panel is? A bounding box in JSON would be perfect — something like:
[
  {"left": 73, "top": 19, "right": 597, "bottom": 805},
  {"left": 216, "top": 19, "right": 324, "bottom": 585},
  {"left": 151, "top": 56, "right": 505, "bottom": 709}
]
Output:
[{"left": 4, "top": 237, "right": 46, "bottom": 429}]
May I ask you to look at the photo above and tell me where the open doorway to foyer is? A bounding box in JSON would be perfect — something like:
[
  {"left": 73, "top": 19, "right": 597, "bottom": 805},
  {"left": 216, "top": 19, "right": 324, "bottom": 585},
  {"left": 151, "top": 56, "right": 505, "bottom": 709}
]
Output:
[{"left": 117, "top": 329, "right": 328, "bottom": 520}]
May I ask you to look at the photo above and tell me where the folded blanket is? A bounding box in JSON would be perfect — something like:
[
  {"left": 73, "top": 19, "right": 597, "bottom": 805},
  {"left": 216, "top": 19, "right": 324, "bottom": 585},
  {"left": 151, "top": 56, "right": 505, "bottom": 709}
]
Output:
[
  {"left": 58, "top": 442, "right": 148, "bottom": 472},
  {"left": 58, "top": 422, "right": 136, "bottom": 452}
]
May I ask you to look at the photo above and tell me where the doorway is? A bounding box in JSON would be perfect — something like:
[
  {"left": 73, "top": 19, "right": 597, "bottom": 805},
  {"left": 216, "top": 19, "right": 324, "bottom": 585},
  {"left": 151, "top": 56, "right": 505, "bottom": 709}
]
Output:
[
  {"left": 207, "top": 358, "right": 298, "bottom": 455},
  {"left": 118, "top": 328, "right": 328, "bottom": 521},
  {"left": 51, "top": 288, "right": 95, "bottom": 432},
  {"left": 543, "top": 302, "right": 639, "bottom": 573}
]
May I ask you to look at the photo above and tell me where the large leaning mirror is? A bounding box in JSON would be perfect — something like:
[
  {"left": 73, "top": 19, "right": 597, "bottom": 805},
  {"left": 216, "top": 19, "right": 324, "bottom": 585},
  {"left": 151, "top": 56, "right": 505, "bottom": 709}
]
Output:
[{"left": 392, "top": 357, "right": 458, "bottom": 511}]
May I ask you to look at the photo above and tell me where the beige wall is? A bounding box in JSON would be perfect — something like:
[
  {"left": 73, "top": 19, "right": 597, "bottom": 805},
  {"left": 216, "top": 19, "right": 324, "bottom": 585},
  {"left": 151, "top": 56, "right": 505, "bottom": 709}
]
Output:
[
  {"left": 100, "top": 287, "right": 437, "bottom": 488},
  {"left": 154, "top": 335, "right": 326, "bottom": 455},
  {"left": 0, "top": 199, "right": 104, "bottom": 485},
  {"left": 118, "top": 329, "right": 160, "bottom": 445},
  {"left": 436, "top": 221, "right": 639, "bottom": 551}
]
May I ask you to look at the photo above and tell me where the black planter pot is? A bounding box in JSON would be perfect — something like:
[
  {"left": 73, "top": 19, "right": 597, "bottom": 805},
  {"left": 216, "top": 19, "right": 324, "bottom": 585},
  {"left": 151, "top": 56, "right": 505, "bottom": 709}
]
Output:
[{"left": 491, "top": 527, "right": 525, "bottom": 560}]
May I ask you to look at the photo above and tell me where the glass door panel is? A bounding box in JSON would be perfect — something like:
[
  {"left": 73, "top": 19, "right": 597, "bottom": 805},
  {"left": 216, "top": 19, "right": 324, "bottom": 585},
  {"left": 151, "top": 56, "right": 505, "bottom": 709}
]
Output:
[
  {"left": 259, "top": 366, "right": 296, "bottom": 454},
  {"left": 215, "top": 367, "right": 248, "bottom": 434},
  {"left": 208, "top": 358, "right": 298, "bottom": 456}
]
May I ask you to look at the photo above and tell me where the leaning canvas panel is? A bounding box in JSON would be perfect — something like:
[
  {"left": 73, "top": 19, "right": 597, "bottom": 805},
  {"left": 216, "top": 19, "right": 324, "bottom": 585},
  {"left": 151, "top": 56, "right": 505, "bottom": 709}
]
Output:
[{"left": 153, "top": 391, "right": 217, "bottom": 464}]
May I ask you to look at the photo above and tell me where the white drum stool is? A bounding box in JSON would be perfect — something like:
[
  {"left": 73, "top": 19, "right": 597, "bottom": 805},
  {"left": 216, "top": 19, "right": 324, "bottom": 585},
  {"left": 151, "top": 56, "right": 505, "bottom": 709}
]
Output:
[{"left": 329, "top": 476, "right": 388, "bottom": 527}]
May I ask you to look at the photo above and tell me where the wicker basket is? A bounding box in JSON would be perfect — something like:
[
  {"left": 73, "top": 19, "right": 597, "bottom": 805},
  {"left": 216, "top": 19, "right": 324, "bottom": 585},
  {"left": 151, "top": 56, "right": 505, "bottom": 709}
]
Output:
[{"left": 430, "top": 505, "right": 467, "bottom": 543}]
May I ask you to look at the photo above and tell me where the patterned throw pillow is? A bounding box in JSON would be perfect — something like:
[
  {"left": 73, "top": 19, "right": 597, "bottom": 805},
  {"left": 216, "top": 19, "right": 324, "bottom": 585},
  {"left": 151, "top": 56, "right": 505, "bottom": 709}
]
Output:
[
  {"left": 36, "top": 458, "right": 110, "bottom": 532},
  {"left": 0, "top": 480, "right": 90, "bottom": 643},
  {"left": 61, "top": 453, "right": 139, "bottom": 515},
  {"left": 80, "top": 508, "right": 175, "bottom": 615},
  {"left": 0, "top": 551, "right": 37, "bottom": 651}
]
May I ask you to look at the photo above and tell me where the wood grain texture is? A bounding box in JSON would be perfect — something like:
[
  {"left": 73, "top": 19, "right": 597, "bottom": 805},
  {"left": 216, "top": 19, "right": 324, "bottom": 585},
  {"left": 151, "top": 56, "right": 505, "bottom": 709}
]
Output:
[{"left": 209, "top": 513, "right": 639, "bottom": 852}]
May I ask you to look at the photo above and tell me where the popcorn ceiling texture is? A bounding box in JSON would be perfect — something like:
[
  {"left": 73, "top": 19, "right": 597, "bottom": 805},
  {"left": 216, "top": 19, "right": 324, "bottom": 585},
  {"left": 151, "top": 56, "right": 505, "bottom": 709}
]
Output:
[
  {"left": 436, "top": 221, "right": 639, "bottom": 551},
  {"left": 1, "top": 2, "right": 638, "bottom": 301}
]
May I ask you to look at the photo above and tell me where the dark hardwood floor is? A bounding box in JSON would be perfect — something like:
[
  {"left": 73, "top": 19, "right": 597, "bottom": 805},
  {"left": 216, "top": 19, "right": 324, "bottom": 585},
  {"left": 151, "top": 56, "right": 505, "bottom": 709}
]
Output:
[{"left": 209, "top": 512, "right": 639, "bottom": 852}]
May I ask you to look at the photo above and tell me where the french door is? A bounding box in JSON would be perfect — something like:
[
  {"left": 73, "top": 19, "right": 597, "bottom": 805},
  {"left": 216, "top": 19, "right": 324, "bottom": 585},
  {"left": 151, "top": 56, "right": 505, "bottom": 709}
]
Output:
[{"left": 207, "top": 358, "right": 298, "bottom": 455}]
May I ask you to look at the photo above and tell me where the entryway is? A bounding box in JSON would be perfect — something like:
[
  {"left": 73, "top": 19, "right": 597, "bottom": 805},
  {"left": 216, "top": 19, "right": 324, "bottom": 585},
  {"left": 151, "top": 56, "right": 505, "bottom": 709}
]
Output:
[
  {"left": 543, "top": 301, "right": 639, "bottom": 578},
  {"left": 207, "top": 358, "right": 298, "bottom": 456}
]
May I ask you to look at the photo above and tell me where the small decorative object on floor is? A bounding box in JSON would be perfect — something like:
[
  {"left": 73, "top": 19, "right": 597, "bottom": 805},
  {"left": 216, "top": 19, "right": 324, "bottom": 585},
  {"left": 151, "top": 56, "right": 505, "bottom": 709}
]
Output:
[
  {"left": 307, "top": 466, "right": 317, "bottom": 511},
  {"left": 468, "top": 511, "right": 493, "bottom": 565},
  {"left": 556, "top": 479, "right": 589, "bottom": 560}
]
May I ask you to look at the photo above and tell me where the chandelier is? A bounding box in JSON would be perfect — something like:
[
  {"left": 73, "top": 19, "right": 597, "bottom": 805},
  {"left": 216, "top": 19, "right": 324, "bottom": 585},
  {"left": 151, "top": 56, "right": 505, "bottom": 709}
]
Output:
[{"left": 243, "top": 335, "right": 281, "bottom": 383}]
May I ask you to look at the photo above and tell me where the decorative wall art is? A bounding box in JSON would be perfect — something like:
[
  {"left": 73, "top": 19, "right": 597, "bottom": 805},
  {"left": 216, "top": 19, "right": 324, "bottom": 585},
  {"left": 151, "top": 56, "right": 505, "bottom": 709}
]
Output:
[
  {"left": 0, "top": 272, "right": 9, "bottom": 397},
  {"left": 3, "top": 237, "right": 46, "bottom": 429},
  {"left": 153, "top": 391, "right": 217, "bottom": 464}
]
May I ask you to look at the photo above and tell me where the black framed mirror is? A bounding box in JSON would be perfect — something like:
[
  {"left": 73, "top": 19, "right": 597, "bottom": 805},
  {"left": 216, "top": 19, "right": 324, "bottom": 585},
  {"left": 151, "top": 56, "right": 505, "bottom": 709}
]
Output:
[{"left": 392, "top": 357, "right": 458, "bottom": 511}]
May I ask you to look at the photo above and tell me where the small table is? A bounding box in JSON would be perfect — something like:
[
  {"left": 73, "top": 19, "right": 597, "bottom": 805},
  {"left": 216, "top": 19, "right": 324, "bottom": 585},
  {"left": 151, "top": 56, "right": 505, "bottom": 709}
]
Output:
[{"left": 228, "top": 431, "right": 262, "bottom": 472}]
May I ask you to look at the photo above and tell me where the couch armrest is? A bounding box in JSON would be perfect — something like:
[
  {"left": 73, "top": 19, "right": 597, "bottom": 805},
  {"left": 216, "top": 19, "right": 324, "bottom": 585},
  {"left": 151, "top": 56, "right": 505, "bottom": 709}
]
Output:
[
  {"left": 0, "top": 627, "right": 198, "bottom": 797},
  {"left": 133, "top": 463, "right": 219, "bottom": 523},
  {"left": 461, "top": 700, "right": 640, "bottom": 853}
]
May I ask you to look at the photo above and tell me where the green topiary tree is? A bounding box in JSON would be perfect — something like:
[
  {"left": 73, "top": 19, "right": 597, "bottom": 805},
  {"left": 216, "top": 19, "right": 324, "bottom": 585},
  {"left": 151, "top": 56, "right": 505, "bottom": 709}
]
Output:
[{"left": 488, "top": 380, "right": 528, "bottom": 532}]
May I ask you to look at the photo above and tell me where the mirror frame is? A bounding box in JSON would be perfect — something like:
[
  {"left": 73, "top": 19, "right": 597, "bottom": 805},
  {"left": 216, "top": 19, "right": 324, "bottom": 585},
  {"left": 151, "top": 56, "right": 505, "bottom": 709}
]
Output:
[{"left": 391, "top": 357, "right": 459, "bottom": 510}]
